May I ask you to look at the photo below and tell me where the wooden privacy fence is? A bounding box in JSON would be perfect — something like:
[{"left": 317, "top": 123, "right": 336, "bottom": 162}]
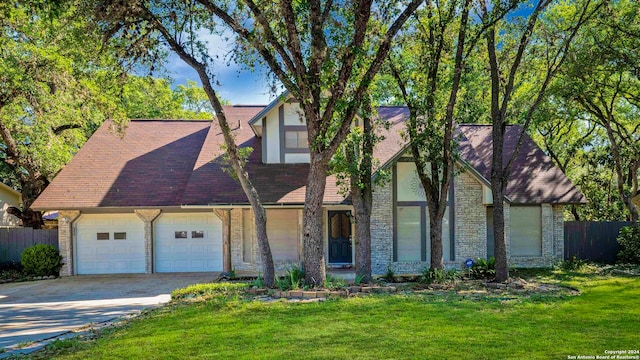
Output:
[
  {"left": 564, "top": 221, "right": 632, "bottom": 263},
  {"left": 0, "top": 228, "right": 58, "bottom": 265}
]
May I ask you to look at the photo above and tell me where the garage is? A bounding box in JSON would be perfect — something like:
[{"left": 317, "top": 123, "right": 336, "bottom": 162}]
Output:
[
  {"left": 75, "top": 214, "right": 145, "bottom": 274},
  {"left": 154, "top": 213, "right": 222, "bottom": 272}
]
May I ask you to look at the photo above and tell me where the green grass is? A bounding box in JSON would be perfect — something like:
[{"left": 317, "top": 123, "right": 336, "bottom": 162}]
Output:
[{"left": 32, "top": 269, "right": 640, "bottom": 360}]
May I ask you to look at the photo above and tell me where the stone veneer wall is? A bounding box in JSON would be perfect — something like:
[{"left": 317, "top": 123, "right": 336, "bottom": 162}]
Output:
[
  {"left": 58, "top": 210, "right": 81, "bottom": 276},
  {"left": 370, "top": 170, "right": 489, "bottom": 275},
  {"left": 453, "top": 171, "right": 487, "bottom": 266},
  {"left": 371, "top": 180, "right": 394, "bottom": 275},
  {"left": 228, "top": 181, "right": 566, "bottom": 274}
]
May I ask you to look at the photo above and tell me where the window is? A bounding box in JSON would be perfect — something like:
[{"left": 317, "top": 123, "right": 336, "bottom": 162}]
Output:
[
  {"left": 266, "top": 209, "right": 299, "bottom": 261},
  {"left": 114, "top": 232, "right": 127, "bottom": 240},
  {"left": 96, "top": 232, "right": 109, "bottom": 240},
  {"left": 396, "top": 207, "right": 422, "bottom": 262},
  {"left": 191, "top": 231, "right": 204, "bottom": 238},
  {"left": 510, "top": 206, "right": 542, "bottom": 256},
  {"left": 175, "top": 231, "right": 188, "bottom": 239},
  {"left": 285, "top": 130, "right": 308, "bottom": 149}
]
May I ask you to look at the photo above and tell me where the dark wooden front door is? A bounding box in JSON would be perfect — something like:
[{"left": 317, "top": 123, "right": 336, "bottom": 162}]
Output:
[{"left": 328, "top": 211, "right": 352, "bottom": 263}]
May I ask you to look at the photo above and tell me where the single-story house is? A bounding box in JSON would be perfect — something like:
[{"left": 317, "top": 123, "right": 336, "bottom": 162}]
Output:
[
  {"left": 0, "top": 182, "right": 21, "bottom": 227},
  {"left": 32, "top": 95, "right": 586, "bottom": 276}
]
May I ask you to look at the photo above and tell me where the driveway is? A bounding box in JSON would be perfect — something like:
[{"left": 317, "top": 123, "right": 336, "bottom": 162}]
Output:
[{"left": 0, "top": 273, "right": 219, "bottom": 352}]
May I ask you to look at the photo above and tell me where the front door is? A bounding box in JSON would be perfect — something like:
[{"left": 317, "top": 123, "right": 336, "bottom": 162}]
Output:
[{"left": 328, "top": 211, "right": 352, "bottom": 263}]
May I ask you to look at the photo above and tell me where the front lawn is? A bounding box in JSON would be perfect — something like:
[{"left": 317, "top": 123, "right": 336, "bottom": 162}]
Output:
[{"left": 32, "top": 267, "right": 640, "bottom": 359}]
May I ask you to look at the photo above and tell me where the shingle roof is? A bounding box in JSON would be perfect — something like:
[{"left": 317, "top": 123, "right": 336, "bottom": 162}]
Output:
[
  {"left": 456, "top": 125, "right": 587, "bottom": 204},
  {"left": 32, "top": 106, "right": 585, "bottom": 210}
]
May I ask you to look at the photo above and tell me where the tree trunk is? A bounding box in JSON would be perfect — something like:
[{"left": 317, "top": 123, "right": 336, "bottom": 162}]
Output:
[
  {"left": 492, "top": 181, "right": 508, "bottom": 282},
  {"left": 351, "top": 109, "right": 374, "bottom": 283},
  {"left": 429, "top": 208, "right": 444, "bottom": 270},
  {"left": 7, "top": 207, "right": 43, "bottom": 229},
  {"left": 303, "top": 155, "right": 329, "bottom": 286},
  {"left": 352, "top": 185, "right": 372, "bottom": 283},
  {"left": 252, "top": 204, "right": 275, "bottom": 286}
]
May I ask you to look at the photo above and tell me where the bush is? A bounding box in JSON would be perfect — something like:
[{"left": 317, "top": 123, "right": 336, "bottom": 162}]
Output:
[
  {"left": 617, "top": 226, "right": 640, "bottom": 264},
  {"left": 420, "top": 268, "right": 460, "bottom": 284},
  {"left": 469, "top": 257, "right": 496, "bottom": 280},
  {"left": 559, "top": 256, "right": 587, "bottom": 271},
  {"left": 21, "top": 244, "right": 62, "bottom": 277},
  {"left": 275, "top": 265, "right": 306, "bottom": 291}
]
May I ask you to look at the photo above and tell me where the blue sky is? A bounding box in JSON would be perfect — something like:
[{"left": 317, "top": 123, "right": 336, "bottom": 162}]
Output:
[{"left": 167, "top": 54, "right": 275, "bottom": 105}]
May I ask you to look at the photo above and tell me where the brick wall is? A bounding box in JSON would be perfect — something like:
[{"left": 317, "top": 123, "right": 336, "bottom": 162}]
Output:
[
  {"left": 453, "top": 171, "right": 487, "bottom": 265},
  {"left": 57, "top": 210, "right": 80, "bottom": 276},
  {"left": 371, "top": 180, "right": 394, "bottom": 275}
]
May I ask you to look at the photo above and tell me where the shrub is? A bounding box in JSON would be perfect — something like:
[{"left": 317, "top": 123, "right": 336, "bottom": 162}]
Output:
[
  {"left": 21, "top": 244, "right": 62, "bottom": 277},
  {"left": 286, "top": 265, "right": 305, "bottom": 290},
  {"left": 469, "top": 257, "right": 496, "bottom": 280},
  {"left": 559, "top": 256, "right": 587, "bottom": 271},
  {"left": 274, "top": 265, "right": 306, "bottom": 291},
  {"left": 617, "top": 226, "right": 640, "bottom": 264},
  {"left": 324, "top": 274, "right": 346, "bottom": 290},
  {"left": 420, "top": 268, "right": 460, "bottom": 284},
  {"left": 382, "top": 266, "right": 395, "bottom": 282}
]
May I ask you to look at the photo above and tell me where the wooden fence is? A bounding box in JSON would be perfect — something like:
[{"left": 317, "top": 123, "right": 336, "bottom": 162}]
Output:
[
  {"left": 0, "top": 228, "right": 58, "bottom": 265},
  {"left": 564, "top": 221, "right": 632, "bottom": 263}
]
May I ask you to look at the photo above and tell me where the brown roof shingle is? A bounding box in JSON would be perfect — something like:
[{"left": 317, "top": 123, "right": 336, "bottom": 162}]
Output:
[{"left": 32, "top": 106, "right": 585, "bottom": 210}]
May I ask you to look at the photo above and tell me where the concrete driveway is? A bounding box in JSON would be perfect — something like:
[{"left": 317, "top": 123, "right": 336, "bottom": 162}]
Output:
[{"left": 0, "top": 273, "right": 219, "bottom": 352}]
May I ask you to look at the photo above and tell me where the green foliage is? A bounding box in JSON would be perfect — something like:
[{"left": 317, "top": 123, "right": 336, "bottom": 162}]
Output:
[
  {"left": 218, "top": 145, "right": 254, "bottom": 181},
  {"left": 617, "top": 226, "right": 640, "bottom": 264},
  {"left": 122, "top": 77, "right": 216, "bottom": 120},
  {"left": 329, "top": 112, "right": 390, "bottom": 196},
  {"left": 382, "top": 266, "right": 396, "bottom": 283},
  {"left": 558, "top": 256, "right": 588, "bottom": 271},
  {"left": 354, "top": 273, "right": 366, "bottom": 285},
  {"left": 274, "top": 265, "right": 306, "bottom": 291},
  {"left": 539, "top": 0, "right": 640, "bottom": 221},
  {"left": 323, "top": 274, "right": 346, "bottom": 290},
  {"left": 469, "top": 257, "right": 496, "bottom": 280},
  {"left": 420, "top": 268, "right": 460, "bottom": 284},
  {"left": 171, "top": 282, "right": 248, "bottom": 300},
  {"left": 20, "top": 244, "right": 62, "bottom": 277},
  {"left": 252, "top": 273, "right": 264, "bottom": 289}
]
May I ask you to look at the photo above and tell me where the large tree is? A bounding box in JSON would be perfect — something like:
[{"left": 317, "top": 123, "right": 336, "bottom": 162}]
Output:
[
  {"left": 551, "top": 0, "right": 640, "bottom": 223},
  {"left": 481, "top": 0, "right": 598, "bottom": 281},
  {"left": 0, "top": 2, "right": 128, "bottom": 227},
  {"left": 199, "top": 0, "right": 423, "bottom": 285},
  {"left": 386, "top": 0, "right": 479, "bottom": 270},
  {"left": 98, "top": 0, "right": 423, "bottom": 285}
]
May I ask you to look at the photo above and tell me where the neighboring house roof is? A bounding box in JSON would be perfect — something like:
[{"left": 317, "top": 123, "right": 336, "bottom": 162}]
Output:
[
  {"left": 0, "top": 182, "right": 21, "bottom": 198},
  {"left": 32, "top": 106, "right": 585, "bottom": 210}
]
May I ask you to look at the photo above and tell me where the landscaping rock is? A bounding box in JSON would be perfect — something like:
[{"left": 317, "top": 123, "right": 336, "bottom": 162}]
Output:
[{"left": 348, "top": 286, "right": 362, "bottom": 293}]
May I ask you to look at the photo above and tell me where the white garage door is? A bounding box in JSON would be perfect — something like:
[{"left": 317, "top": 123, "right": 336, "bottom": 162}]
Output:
[
  {"left": 154, "top": 213, "right": 222, "bottom": 272},
  {"left": 75, "top": 214, "right": 145, "bottom": 274}
]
